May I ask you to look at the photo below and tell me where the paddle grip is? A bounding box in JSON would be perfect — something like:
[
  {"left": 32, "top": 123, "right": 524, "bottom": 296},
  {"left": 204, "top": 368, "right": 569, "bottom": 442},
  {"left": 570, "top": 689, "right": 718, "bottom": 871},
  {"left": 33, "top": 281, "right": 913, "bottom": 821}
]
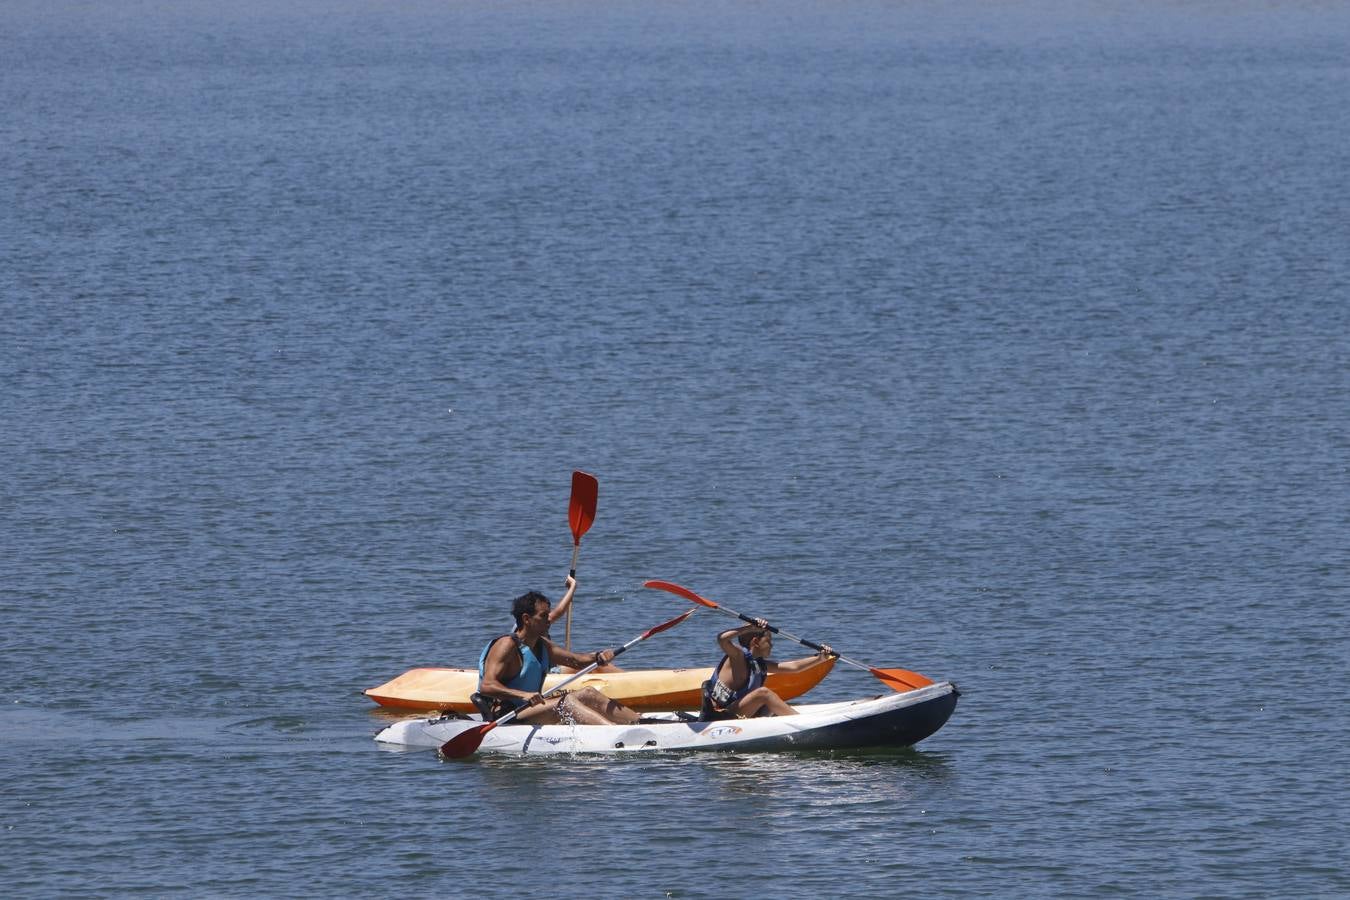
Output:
[
  {"left": 739, "top": 612, "right": 810, "bottom": 647},
  {"left": 738, "top": 613, "right": 774, "bottom": 631}
]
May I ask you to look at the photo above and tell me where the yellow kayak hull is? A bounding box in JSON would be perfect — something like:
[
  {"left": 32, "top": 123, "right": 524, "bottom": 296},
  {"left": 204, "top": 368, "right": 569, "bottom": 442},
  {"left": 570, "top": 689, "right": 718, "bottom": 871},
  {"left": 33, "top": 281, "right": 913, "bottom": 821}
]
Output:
[{"left": 364, "top": 658, "right": 836, "bottom": 713}]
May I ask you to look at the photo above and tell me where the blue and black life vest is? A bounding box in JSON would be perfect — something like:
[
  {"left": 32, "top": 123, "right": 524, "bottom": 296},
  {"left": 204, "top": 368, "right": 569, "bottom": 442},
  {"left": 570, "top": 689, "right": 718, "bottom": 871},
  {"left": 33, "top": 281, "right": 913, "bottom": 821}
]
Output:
[
  {"left": 700, "top": 648, "right": 768, "bottom": 720},
  {"left": 473, "top": 634, "right": 551, "bottom": 720}
]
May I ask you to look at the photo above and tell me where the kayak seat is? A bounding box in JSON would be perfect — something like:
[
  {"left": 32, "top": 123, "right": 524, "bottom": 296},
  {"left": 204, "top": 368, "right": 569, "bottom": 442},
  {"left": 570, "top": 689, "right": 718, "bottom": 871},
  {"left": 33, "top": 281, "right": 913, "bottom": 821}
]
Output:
[
  {"left": 469, "top": 692, "right": 497, "bottom": 721},
  {"left": 636, "top": 712, "right": 697, "bottom": 724}
]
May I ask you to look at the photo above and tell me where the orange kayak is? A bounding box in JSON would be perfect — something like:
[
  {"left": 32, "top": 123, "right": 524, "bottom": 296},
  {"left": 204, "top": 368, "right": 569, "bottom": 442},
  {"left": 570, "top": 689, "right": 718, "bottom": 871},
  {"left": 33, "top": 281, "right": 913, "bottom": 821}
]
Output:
[{"left": 364, "top": 658, "right": 836, "bottom": 714}]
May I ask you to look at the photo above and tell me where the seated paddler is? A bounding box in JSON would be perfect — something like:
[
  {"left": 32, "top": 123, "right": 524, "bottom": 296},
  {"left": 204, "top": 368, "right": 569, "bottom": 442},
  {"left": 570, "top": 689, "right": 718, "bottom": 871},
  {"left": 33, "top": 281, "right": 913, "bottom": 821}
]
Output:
[
  {"left": 475, "top": 586, "right": 642, "bottom": 726},
  {"left": 700, "top": 619, "right": 834, "bottom": 720}
]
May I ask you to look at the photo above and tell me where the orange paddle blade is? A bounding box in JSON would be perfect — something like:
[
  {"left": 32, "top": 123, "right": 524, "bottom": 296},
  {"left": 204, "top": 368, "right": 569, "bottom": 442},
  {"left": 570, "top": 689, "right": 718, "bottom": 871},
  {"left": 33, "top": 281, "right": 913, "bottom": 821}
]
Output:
[
  {"left": 641, "top": 609, "right": 696, "bottom": 638},
  {"left": 870, "top": 667, "right": 935, "bottom": 692},
  {"left": 569, "top": 471, "right": 598, "bottom": 543},
  {"left": 643, "top": 579, "right": 718, "bottom": 608},
  {"left": 438, "top": 721, "right": 496, "bottom": 759}
]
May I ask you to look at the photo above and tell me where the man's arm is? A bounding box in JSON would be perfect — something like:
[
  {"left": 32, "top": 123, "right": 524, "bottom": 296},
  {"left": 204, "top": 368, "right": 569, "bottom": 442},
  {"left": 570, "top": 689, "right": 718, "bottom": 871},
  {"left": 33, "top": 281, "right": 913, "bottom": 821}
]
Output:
[
  {"left": 547, "top": 575, "right": 578, "bottom": 624},
  {"left": 715, "top": 626, "right": 755, "bottom": 685},
  {"left": 546, "top": 640, "right": 615, "bottom": 671},
  {"left": 479, "top": 637, "right": 535, "bottom": 703},
  {"left": 764, "top": 647, "right": 834, "bottom": 674}
]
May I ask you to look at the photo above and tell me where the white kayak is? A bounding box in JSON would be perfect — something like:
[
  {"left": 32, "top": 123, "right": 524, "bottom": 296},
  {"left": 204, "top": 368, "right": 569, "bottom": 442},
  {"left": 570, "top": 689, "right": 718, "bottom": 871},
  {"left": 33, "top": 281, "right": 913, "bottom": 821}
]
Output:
[{"left": 374, "top": 682, "right": 958, "bottom": 755}]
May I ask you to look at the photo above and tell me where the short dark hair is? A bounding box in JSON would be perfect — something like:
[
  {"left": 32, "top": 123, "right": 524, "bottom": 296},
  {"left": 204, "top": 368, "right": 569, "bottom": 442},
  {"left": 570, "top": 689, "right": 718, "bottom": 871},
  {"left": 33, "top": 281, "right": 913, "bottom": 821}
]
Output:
[
  {"left": 738, "top": 630, "right": 766, "bottom": 649},
  {"left": 511, "top": 591, "right": 550, "bottom": 627}
]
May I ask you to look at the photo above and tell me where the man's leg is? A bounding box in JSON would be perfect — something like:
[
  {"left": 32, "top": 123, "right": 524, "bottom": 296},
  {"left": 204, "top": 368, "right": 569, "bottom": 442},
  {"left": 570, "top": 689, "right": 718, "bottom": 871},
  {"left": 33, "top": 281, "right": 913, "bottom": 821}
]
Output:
[
  {"left": 563, "top": 687, "right": 641, "bottom": 724},
  {"left": 731, "top": 687, "right": 796, "bottom": 717}
]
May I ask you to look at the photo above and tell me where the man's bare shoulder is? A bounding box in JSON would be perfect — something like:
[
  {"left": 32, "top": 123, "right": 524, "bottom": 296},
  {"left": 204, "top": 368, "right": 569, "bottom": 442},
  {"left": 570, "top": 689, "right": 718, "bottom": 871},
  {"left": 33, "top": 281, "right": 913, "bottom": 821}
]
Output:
[{"left": 484, "top": 634, "right": 519, "bottom": 659}]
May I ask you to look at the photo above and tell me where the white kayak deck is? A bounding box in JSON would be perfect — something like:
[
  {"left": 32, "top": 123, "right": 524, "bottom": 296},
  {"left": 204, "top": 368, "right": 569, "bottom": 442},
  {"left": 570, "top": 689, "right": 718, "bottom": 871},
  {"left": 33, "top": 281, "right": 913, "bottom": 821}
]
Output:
[{"left": 374, "top": 682, "right": 958, "bottom": 755}]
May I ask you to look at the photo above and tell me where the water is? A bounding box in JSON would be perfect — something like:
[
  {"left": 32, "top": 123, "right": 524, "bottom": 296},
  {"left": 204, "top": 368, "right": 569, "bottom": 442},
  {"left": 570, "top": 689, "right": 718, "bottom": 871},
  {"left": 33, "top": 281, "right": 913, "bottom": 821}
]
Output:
[{"left": 3, "top": 0, "right": 1348, "bottom": 896}]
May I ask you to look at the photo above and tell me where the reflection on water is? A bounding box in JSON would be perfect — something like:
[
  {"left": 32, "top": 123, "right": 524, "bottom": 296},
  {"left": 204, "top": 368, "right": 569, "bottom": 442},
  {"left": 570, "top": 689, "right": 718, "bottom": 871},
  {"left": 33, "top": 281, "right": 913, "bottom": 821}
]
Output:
[
  {"left": 409, "top": 738, "right": 957, "bottom": 818},
  {"left": 702, "top": 747, "right": 955, "bottom": 807},
  {"left": 0, "top": 708, "right": 242, "bottom": 744},
  {"left": 227, "top": 714, "right": 311, "bottom": 734},
  {"left": 1, "top": 708, "right": 114, "bottom": 744}
]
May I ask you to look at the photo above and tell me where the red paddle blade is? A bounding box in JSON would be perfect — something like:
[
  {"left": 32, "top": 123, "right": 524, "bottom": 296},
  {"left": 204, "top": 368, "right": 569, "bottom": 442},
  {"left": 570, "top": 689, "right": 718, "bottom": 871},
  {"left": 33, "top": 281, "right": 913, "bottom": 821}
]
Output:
[
  {"left": 643, "top": 579, "right": 719, "bottom": 609},
  {"left": 569, "top": 471, "right": 599, "bottom": 543},
  {"left": 870, "top": 667, "right": 935, "bottom": 692},
  {"left": 641, "top": 609, "right": 696, "bottom": 639},
  {"left": 438, "top": 722, "right": 495, "bottom": 759}
]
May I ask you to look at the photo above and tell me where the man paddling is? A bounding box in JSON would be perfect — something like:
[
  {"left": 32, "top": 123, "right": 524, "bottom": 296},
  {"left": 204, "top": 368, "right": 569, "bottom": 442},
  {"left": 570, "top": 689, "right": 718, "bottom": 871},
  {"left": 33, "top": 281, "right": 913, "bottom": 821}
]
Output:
[
  {"left": 476, "top": 585, "right": 642, "bottom": 726},
  {"left": 700, "top": 620, "right": 834, "bottom": 720}
]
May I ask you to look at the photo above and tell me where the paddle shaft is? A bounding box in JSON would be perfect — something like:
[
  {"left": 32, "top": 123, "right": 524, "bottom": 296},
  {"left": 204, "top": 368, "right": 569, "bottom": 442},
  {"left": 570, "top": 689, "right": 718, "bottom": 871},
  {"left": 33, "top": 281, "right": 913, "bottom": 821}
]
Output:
[
  {"left": 564, "top": 541, "right": 580, "bottom": 650},
  {"left": 699, "top": 598, "right": 880, "bottom": 671},
  {"left": 483, "top": 651, "right": 601, "bottom": 732},
  {"left": 643, "top": 579, "right": 896, "bottom": 675}
]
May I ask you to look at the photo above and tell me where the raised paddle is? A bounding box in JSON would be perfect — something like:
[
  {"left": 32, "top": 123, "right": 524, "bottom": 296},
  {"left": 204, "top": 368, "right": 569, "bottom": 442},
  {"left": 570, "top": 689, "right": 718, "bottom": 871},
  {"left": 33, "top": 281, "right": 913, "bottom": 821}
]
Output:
[
  {"left": 642, "top": 579, "right": 934, "bottom": 693},
  {"left": 564, "top": 470, "right": 599, "bottom": 651},
  {"left": 438, "top": 608, "right": 696, "bottom": 759}
]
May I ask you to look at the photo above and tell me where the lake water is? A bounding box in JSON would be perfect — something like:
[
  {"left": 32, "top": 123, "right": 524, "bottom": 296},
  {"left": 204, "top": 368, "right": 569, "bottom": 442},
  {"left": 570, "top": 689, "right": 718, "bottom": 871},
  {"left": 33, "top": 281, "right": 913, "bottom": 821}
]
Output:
[{"left": 3, "top": 1, "right": 1348, "bottom": 896}]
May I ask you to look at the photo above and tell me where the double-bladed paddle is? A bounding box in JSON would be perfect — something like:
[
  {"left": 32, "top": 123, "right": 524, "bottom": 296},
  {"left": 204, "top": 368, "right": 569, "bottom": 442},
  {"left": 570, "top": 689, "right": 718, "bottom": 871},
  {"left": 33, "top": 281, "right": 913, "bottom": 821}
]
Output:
[
  {"left": 642, "top": 579, "right": 934, "bottom": 693},
  {"left": 564, "top": 470, "right": 599, "bottom": 651},
  {"left": 437, "top": 608, "right": 695, "bottom": 759}
]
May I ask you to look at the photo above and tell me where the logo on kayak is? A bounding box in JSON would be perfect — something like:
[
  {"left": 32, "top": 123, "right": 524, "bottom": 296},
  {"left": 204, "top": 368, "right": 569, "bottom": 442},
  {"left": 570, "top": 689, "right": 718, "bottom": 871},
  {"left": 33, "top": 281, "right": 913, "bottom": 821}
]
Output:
[{"left": 704, "top": 725, "right": 742, "bottom": 739}]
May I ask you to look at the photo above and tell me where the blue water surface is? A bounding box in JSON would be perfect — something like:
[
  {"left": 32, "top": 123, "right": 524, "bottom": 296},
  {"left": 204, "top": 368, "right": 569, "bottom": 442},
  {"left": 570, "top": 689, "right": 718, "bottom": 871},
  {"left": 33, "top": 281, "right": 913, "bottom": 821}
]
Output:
[{"left": 3, "top": 1, "right": 1347, "bottom": 897}]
